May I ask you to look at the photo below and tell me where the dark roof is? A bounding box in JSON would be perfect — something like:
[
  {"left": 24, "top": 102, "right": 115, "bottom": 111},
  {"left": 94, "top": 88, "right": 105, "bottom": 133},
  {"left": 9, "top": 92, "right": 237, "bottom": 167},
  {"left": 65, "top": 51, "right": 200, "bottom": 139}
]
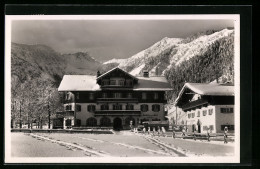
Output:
[
  {"left": 96, "top": 67, "right": 138, "bottom": 81},
  {"left": 174, "top": 82, "right": 234, "bottom": 105}
]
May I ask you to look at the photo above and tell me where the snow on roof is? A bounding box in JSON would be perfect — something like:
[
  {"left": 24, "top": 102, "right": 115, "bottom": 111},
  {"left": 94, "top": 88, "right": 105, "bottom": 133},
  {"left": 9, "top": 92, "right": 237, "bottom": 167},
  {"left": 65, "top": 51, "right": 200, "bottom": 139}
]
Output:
[
  {"left": 175, "top": 82, "right": 234, "bottom": 105},
  {"left": 58, "top": 75, "right": 100, "bottom": 91},
  {"left": 58, "top": 75, "right": 172, "bottom": 91},
  {"left": 185, "top": 83, "right": 234, "bottom": 95},
  {"left": 134, "top": 76, "right": 172, "bottom": 91}
]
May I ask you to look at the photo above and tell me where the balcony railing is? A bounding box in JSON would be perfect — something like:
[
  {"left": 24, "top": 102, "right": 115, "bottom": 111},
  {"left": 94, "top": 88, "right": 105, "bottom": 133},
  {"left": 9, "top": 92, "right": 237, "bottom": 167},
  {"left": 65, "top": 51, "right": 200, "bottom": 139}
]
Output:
[
  {"left": 96, "top": 98, "right": 138, "bottom": 103},
  {"left": 181, "top": 99, "right": 209, "bottom": 111},
  {"left": 94, "top": 110, "right": 141, "bottom": 116},
  {"left": 56, "top": 111, "right": 74, "bottom": 118}
]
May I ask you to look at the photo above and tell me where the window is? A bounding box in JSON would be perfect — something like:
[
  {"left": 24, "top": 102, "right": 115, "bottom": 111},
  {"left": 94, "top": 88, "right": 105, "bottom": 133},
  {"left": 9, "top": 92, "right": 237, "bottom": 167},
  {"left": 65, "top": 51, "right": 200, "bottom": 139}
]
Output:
[
  {"left": 127, "top": 93, "right": 132, "bottom": 98},
  {"left": 203, "top": 126, "right": 208, "bottom": 131},
  {"left": 119, "top": 80, "right": 125, "bottom": 86},
  {"left": 126, "top": 104, "right": 134, "bottom": 110},
  {"left": 203, "top": 110, "right": 207, "bottom": 116},
  {"left": 221, "top": 108, "right": 234, "bottom": 113},
  {"left": 66, "top": 93, "right": 70, "bottom": 100},
  {"left": 208, "top": 109, "right": 213, "bottom": 115},
  {"left": 209, "top": 125, "right": 214, "bottom": 130},
  {"left": 126, "top": 80, "right": 133, "bottom": 86},
  {"left": 152, "top": 104, "right": 160, "bottom": 112},
  {"left": 221, "top": 125, "right": 234, "bottom": 130},
  {"left": 76, "top": 105, "right": 81, "bottom": 111},
  {"left": 188, "top": 114, "right": 191, "bottom": 118},
  {"left": 89, "top": 93, "right": 94, "bottom": 100},
  {"left": 197, "top": 111, "right": 200, "bottom": 117},
  {"left": 65, "top": 119, "right": 72, "bottom": 126},
  {"left": 102, "top": 80, "right": 109, "bottom": 86},
  {"left": 113, "top": 93, "right": 122, "bottom": 98},
  {"left": 87, "top": 105, "right": 96, "bottom": 112},
  {"left": 192, "top": 113, "right": 195, "bottom": 118},
  {"left": 110, "top": 80, "right": 116, "bottom": 85},
  {"left": 102, "top": 93, "right": 108, "bottom": 98},
  {"left": 154, "top": 93, "right": 159, "bottom": 100},
  {"left": 113, "top": 104, "right": 122, "bottom": 110},
  {"left": 142, "top": 93, "right": 147, "bottom": 100},
  {"left": 65, "top": 105, "right": 72, "bottom": 111},
  {"left": 76, "top": 92, "right": 79, "bottom": 99},
  {"left": 141, "top": 104, "right": 149, "bottom": 112},
  {"left": 101, "top": 104, "right": 109, "bottom": 110}
]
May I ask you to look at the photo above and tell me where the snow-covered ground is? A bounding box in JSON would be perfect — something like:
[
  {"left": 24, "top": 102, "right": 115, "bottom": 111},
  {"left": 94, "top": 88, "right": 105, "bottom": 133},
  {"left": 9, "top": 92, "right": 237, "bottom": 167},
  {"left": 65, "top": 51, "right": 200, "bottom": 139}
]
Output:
[{"left": 11, "top": 132, "right": 234, "bottom": 157}]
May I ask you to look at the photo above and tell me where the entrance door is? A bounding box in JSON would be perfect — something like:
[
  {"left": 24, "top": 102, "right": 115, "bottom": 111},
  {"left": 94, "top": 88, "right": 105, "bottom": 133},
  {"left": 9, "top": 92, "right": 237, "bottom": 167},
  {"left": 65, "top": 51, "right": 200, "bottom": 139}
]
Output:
[
  {"left": 113, "top": 117, "right": 122, "bottom": 130},
  {"left": 197, "top": 124, "right": 201, "bottom": 133}
]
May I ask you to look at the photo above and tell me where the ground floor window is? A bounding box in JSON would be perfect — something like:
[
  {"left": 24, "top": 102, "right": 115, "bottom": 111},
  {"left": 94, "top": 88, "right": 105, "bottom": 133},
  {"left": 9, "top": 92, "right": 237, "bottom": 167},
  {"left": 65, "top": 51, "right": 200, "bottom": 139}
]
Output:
[
  {"left": 86, "top": 117, "right": 97, "bottom": 126},
  {"left": 65, "top": 119, "right": 72, "bottom": 126},
  {"left": 100, "top": 117, "right": 111, "bottom": 126}
]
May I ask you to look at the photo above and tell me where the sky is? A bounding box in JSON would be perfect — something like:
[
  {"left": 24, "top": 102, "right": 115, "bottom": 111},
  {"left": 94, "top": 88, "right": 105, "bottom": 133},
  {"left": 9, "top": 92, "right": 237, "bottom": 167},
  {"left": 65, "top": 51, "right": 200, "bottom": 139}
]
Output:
[{"left": 11, "top": 20, "right": 234, "bottom": 62}]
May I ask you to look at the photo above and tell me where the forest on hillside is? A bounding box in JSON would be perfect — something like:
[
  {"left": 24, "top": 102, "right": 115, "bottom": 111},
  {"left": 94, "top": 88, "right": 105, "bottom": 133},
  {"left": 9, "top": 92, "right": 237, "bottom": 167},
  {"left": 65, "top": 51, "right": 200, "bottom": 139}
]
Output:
[{"left": 164, "top": 32, "right": 234, "bottom": 101}]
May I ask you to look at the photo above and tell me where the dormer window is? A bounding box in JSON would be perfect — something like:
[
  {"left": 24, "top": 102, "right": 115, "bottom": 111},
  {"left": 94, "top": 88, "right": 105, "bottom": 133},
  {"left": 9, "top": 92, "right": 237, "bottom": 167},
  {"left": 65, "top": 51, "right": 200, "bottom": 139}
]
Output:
[
  {"left": 102, "top": 93, "right": 108, "bottom": 98},
  {"left": 154, "top": 93, "right": 158, "bottom": 100},
  {"left": 142, "top": 92, "right": 147, "bottom": 100},
  {"left": 89, "top": 93, "right": 94, "bottom": 100},
  {"left": 114, "top": 93, "right": 122, "bottom": 98},
  {"left": 126, "top": 80, "right": 133, "bottom": 86}
]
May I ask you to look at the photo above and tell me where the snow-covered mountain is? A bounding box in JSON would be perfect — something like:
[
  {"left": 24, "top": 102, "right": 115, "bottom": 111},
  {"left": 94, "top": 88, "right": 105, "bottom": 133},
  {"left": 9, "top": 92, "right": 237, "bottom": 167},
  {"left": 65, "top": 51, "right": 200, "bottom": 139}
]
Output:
[
  {"left": 103, "top": 58, "right": 126, "bottom": 65},
  {"left": 105, "top": 29, "right": 234, "bottom": 76}
]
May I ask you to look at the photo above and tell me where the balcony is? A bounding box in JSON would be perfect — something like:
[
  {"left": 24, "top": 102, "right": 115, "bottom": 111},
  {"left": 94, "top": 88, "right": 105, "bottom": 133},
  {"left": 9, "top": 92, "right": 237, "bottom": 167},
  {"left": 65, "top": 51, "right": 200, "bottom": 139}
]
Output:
[
  {"left": 96, "top": 98, "right": 138, "bottom": 103},
  {"left": 56, "top": 111, "right": 74, "bottom": 118},
  {"left": 94, "top": 110, "right": 141, "bottom": 116},
  {"left": 181, "top": 99, "right": 209, "bottom": 111}
]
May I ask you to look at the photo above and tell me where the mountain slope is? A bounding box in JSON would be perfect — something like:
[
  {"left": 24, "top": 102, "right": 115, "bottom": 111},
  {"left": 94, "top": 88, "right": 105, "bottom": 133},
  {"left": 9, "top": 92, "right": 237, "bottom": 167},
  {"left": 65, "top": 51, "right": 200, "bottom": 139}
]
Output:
[
  {"left": 111, "top": 28, "right": 234, "bottom": 77},
  {"left": 11, "top": 43, "right": 102, "bottom": 127}
]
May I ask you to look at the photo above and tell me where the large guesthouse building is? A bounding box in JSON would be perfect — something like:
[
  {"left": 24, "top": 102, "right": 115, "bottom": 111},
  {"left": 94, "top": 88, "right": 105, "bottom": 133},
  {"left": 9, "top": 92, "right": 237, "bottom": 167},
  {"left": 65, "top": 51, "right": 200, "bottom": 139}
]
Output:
[
  {"left": 56, "top": 67, "right": 172, "bottom": 130},
  {"left": 175, "top": 82, "right": 235, "bottom": 134}
]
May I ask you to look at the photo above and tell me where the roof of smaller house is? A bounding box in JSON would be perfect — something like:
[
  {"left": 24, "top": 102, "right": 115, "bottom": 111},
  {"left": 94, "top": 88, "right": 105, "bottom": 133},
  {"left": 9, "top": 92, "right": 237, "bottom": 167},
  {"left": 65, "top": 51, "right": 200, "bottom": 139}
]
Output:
[
  {"left": 133, "top": 76, "right": 172, "bottom": 91},
  {"left": 174, "top": 82, "right": 234, "bottom": 105},
  {"left": 58, "top": 75, "right": 100, "bottom": 91}
]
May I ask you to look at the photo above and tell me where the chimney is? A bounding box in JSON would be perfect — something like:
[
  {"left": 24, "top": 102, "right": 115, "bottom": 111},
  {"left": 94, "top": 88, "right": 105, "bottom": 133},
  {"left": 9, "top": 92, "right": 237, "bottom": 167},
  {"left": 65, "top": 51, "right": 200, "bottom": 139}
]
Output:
[
  {"left": 143, "top": 70, "right": 149, "bottom": 77},
  {"left": 97, "top": 71, "right": 101, "bottom": 77}
]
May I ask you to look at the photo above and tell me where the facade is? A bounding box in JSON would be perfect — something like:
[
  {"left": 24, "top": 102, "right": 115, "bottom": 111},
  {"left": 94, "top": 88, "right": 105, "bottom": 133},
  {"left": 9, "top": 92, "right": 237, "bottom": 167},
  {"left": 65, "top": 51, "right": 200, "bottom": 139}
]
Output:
[
  {"left": 56, "top": 67, "right": 172, "bottom": 130},
  {"left": 174, "top": 82, "right": 234, "bottom": 134}
]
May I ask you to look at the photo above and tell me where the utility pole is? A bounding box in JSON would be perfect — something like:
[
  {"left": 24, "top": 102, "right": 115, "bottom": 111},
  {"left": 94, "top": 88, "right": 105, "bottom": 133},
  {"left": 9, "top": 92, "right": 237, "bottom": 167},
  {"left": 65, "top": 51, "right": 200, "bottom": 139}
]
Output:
[
  {"left": 19, "top": 101, "right": 22, "bottom": 129},
  {"left": 48, "top": 101, "right": 51, "bottom": 129},
  {"left": 27, "top": 103, "right": 30, "bottom": 129},
  {"left": 175, "top": 106, "right": 178, "bottom": 126}
]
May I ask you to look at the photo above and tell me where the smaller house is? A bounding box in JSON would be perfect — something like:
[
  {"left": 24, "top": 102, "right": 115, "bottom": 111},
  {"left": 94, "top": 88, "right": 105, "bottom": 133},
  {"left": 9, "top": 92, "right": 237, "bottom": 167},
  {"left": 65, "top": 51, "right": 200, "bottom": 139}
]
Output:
[{"left": 174, "top": 82, "right": 234, "bottom": 134}]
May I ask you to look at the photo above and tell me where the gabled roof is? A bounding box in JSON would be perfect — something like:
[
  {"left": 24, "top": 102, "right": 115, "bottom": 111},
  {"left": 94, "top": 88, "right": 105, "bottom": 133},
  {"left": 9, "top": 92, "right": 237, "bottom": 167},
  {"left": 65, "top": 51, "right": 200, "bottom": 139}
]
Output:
[
  {"left": 58, "top": 75, "right": 100, "bottom": 91},
  {"left": 96, "top": 67, "right": 138, "bottom": 81},
  {"left": 133, "top": 76, "right": 172, "bottom": 91},
  {"left": 174, "top": 82, "right": 234, "bottom": 106}
]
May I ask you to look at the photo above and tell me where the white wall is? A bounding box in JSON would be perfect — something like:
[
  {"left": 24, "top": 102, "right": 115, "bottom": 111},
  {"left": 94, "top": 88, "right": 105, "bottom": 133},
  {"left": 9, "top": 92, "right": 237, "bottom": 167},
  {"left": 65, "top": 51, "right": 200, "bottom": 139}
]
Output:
[
  {"left": 215, "top": 105, "right": 234, "bottom": 133},
  {"left": 186, "top": 105, "right": 216, "bottom": 133}
]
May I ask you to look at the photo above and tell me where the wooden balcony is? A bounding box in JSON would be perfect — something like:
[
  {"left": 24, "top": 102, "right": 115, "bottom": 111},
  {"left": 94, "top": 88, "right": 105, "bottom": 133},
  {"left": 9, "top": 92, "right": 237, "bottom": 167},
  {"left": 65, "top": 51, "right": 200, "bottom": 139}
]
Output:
[
  {"left": 94, "top": 110, "right": 141, "bottom": 116},
  {"left": 181, "top": 99, "right": 209, "bottom": 112},
  {"left": 56, "top": 111, "right": 74, "bottom": 118},
  {"left": 96, "top": 98, "right": 138, "bottom": 103}
]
